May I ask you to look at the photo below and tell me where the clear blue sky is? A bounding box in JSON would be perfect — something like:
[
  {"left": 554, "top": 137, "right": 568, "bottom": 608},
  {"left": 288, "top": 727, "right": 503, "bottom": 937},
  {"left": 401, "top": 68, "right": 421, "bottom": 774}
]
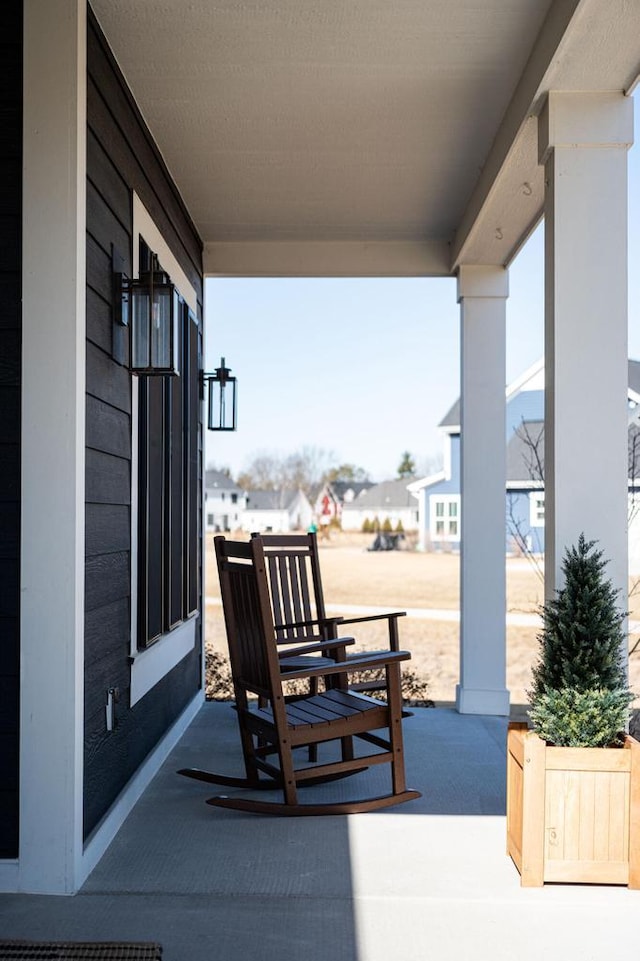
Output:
[{"left": 205, "top": 95, "right": 640, "bottom": 483}]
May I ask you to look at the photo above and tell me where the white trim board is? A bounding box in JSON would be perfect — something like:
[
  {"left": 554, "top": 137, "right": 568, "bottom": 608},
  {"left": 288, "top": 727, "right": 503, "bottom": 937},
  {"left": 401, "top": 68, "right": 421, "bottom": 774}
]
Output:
[
  {"left": 130, "top": 617, "right": 198, "bottom": 706},
  {"left": 129, "top": 193, "right": 200, "bottom": 704}
]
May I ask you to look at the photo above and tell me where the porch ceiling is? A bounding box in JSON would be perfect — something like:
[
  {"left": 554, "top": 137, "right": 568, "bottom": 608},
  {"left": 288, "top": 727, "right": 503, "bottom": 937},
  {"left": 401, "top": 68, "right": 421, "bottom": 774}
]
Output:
[{"left": 91, "top": 0, "right": 640, "bottom": 277}]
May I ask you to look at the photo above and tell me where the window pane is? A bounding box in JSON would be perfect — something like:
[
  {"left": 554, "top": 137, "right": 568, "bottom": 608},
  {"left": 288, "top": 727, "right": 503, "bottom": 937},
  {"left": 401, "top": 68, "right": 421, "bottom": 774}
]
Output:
[
  {"left": 184, "top": 308, "right": 199, "bottom": 617},
  {"left": 138, "top": 377, "right": 165, "bottom": 647},
  {"left": 166, "top": 324, "right": 184, "bottom": 630}
]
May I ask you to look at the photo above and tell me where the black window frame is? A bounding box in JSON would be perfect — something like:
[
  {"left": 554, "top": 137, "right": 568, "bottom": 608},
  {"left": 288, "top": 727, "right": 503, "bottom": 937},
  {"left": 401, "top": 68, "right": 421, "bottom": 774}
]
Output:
[{"left": 136, "top": 240, "right": 199, "bottom": 649}]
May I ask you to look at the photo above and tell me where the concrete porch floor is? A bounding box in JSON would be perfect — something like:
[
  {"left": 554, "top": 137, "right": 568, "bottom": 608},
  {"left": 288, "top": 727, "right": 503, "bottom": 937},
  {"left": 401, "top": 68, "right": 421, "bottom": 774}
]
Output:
[{"left": 1, "top": 702, "right": 639, "bottom": 961}]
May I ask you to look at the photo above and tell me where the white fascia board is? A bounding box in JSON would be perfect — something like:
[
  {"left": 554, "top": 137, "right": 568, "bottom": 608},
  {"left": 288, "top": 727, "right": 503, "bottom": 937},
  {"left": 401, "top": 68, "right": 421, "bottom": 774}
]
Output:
[
  {"left": 506, "top": 358, "right": 545, "bottom": 400},
  {"left": 406, "top": 471, "right": 447, "bottom": 493},
  {"left": 451, "top": 2, "right": 582, "bottom": 269}
]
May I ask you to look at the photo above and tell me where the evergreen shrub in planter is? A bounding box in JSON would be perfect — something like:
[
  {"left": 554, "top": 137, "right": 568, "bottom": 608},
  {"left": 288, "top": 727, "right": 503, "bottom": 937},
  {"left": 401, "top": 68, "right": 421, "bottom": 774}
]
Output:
[{"left": 506, "top": 534, "right": 640, "bottom": 887}]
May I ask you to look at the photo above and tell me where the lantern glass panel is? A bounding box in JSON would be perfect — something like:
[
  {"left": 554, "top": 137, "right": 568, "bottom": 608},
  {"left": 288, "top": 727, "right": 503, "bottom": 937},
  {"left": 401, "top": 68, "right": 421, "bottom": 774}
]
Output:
[
  {"left": 208, "top": 376, "right": 237, "bottom": 431},
  {"left": 131, "top": 287, "right": 151, "bottom": 370},
  {"left": 130, "top": 280, "right": 179, "bottom": 375},
  {"left": 150, "top": 284, "right": 174, "bottom": 371}
]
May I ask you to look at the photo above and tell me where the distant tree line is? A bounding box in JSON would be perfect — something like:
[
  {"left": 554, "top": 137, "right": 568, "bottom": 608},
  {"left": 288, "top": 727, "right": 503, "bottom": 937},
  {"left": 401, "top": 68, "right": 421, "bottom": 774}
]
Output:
[{"left": 212, "top": 446, "right": 438, "bottom": 498}]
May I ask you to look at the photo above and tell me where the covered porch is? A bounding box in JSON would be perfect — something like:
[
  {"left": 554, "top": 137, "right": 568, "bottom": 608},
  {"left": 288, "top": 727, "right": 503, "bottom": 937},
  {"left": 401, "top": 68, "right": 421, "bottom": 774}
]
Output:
[
  {"left": 6, "top": 0, "right": 640, "bottom": 897},
  {"left": 1, "top": 702, "right": 638, "bottom": 960}
]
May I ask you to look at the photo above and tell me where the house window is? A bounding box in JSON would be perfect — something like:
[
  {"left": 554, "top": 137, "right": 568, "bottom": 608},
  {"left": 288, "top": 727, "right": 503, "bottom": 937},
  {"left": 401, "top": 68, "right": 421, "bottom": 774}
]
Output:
[
  {"left": 529, "top": 492, "right": 545, "bottom": 528},
  {"left": 430, "top": 495, "right": 460, "bottom": 541},
  {"left": 207, "top": 513, "right": 214, "bottom": 527},
  {"left": 137, "top": 238, "right": 199, "bottom": 649},
  {"left": 231, "top": 493, "right": 238, "bottom": 504}
]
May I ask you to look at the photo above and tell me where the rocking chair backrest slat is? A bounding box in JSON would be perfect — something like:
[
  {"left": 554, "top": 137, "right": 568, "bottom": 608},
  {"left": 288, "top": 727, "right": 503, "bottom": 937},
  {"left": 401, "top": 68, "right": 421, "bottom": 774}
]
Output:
[
  {"left": 253, "top": 532, "right": 327, "bottom": 642},
  {"left": 215, "top": 537, "right": 284, "bottom": 699}
]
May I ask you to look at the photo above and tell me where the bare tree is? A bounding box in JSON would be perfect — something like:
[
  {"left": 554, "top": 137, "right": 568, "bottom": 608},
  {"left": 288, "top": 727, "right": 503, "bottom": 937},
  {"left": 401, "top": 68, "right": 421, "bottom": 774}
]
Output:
[
  {"left": 628, "top": 421, "right": 640, "bottom": 526},
  {"left": 237, "top": 452, "right": 287, "bottom": 491},
  {"left": 236, "top": 446, "right": 336, "bottom": 497},
  {"left": 506, "top": 418, "right": 545, "bottom": 581},
  {"left": 517, "top": 420, "right": 544, "bottom": 483},
  {"left": 325, "top": 463, "right": 371, "bottom": 484}
]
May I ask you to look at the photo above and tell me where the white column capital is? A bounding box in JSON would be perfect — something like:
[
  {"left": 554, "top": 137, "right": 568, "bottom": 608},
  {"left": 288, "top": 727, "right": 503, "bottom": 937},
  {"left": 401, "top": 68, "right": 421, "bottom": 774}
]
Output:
[
  {"left": 457, "top": 264, "right": 509, "bottom": 302},
  {"left": 539, "top": 91, "right": 633, "bottom": 165}
]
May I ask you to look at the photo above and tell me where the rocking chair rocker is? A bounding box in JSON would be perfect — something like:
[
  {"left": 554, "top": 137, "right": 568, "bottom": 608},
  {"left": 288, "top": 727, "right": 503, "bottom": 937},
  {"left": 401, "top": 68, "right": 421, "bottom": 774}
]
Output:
[{"left": 178, "top": 535, "right": 420, "bottom": 815}]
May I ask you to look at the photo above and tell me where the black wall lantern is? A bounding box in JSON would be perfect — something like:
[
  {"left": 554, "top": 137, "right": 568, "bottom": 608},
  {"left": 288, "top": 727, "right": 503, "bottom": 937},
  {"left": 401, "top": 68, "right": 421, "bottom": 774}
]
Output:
[
  {"left": 113, "top": 247, "right": 180, "bottom": 376},
  {"left": 202, "top": 357, "right": 238, "bottom": 431}
]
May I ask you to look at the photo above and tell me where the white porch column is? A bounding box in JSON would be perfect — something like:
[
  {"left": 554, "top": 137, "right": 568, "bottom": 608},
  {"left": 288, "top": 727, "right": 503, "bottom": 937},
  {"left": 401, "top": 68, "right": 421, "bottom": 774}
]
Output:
[
  {"left": 539, "top": 93, "right": 632, "bottom": 620},
  {"left": 456, "top": 266, "right": 510, "bottom": 716},
  {"left": 20, "top": 0, "right": 86, "bottom": 892}
]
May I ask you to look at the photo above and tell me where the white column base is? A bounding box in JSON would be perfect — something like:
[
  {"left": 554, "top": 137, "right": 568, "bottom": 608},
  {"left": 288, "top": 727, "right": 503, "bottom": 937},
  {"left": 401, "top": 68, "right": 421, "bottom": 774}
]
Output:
[{"left": 455, "top": 684, "right": 510, "bottom": 717}]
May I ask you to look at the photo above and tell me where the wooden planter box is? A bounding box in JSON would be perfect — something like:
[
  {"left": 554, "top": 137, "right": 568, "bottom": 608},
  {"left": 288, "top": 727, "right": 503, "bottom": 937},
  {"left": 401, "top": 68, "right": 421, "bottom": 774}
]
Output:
[{"left": 506, "top": 722, "right": 640, "bottom": 887}]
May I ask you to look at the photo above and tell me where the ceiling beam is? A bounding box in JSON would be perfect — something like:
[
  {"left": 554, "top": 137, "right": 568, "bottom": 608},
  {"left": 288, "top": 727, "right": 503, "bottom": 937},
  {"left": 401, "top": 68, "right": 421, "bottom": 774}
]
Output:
[{"left": 203, "top": 239, "right": 451, "bottom": 278}]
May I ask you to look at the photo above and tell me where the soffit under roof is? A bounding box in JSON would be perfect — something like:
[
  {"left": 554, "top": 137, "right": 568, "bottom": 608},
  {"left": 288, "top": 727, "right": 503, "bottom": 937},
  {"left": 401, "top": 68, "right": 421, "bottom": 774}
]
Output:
[{"left": 90, "top": 0, "right": 640, "bottom": 276}]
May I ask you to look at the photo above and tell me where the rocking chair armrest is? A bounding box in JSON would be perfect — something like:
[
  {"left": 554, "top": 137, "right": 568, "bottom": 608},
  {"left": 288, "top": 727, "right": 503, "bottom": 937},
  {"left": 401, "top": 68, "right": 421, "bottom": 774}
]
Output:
[
  {"left": 277, "top": 637, "right": 356, "bottom": 659},
  {"left": 336, "top": 611, "right": 406, "bottom": 651},
  {"left": 279, "top": 649, "right": 411, "bottom": 681},
  {"left": 337, "top": 611, "right": 406, "bottom": 626}
]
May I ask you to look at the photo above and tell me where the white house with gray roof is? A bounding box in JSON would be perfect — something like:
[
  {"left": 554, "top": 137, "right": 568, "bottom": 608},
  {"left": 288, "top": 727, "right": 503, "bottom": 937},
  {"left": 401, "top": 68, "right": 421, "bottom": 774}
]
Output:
[
  {"left": 340, "top": 479, "right": 419, "bottom": 532},
  {"left": 204, "top": 469, "right": 248, "bottom": 532},
  {"left": 241, "top": 489, "right": 313, "bottom": 533}
]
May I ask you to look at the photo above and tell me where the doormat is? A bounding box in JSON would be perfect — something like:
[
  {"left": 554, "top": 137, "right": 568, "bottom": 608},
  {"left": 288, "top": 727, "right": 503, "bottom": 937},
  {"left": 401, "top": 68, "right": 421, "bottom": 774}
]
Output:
[{"left": 0, "top": 944, "right": 162, "bottom": 961}]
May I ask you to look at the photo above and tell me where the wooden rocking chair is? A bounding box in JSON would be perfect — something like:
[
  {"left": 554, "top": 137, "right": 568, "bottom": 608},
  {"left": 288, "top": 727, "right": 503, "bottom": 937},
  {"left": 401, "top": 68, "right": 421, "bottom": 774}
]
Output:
[{"left": 178, "top": 536, "right": 420, "bottom": 815}]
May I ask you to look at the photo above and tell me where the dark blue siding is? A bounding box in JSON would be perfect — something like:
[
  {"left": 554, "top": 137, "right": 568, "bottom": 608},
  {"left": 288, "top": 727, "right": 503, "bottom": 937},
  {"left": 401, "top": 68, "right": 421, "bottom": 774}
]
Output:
[
  {"left": 84, "top": 9, "right": 203, "bottom": 839},
  {"left": 0, "top": 0, "right": 22, "bottom": 859}
]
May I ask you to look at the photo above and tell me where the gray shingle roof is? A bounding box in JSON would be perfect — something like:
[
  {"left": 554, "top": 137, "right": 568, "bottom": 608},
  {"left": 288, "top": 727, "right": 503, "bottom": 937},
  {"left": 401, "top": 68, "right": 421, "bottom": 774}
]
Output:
[
  {"left": 205, "top": 469, "right": 244, "bottom": 493},
  {"left": 343, "top": 479, "right": 415, "bottom": 510},
  {"left": 629, "top": 359, "right": 640, "bottom": 396},
  {"left": 506, "top": 420, "right": 544, "bottom": 483},
  {"left": 246, "top": 489, "right": 299, "bottom": 510},
  {"left": 438, "top": 398, "right": 460, "bottom": 429}
]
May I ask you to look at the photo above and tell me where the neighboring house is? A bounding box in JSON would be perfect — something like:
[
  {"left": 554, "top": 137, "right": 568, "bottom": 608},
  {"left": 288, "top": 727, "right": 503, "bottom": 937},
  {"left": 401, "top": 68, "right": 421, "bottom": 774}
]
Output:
[
  {"left": 241, "top": 489, "right": 313, "bottom": 533},
  {"left": 204, "top": 469, "right": 248, "bottom": 531},
  {"left": 409, "top": 359, "right": 640, "bottom": 554},
  {"left": 340, "top": 479, "right": 420, "bottom": 532},
  {"left": 312, "top": 480, "right": 374, "bottom": 528}
]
